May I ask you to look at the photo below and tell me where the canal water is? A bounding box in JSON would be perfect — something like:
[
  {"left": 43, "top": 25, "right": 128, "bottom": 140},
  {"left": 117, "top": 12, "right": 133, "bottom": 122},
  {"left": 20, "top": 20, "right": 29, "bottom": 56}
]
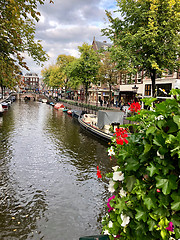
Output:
[{"left": 0, "top": 101, "right": 114, "bottom": 240}]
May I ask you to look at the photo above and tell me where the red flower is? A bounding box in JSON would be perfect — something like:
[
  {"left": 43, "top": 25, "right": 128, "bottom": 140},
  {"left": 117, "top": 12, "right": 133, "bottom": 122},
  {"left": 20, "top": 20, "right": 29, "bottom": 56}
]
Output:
[
  {"left": 128, "top": 101, "right": 141, "bottom": 113},
  {"left": 97, "top": 166, "right": 102, "bottom": 178},
  {"left": 114, "top": 128, "right": 129, "bottom": 145},
  {"left": 156, "top": 189, "right": 161, "bottom": 193}
]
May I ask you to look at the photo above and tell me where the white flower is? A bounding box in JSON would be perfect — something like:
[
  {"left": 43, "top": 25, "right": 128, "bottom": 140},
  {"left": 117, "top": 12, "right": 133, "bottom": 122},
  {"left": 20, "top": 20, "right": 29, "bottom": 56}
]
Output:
[
  {"left": 112, "top": 166, "right": 119, "bottom": 172},
  {"left": 157, "top": 151, "right": 164, "bottom": 159},
  {"left": 103, "top": 229, "right": 110, "bottom": 235},
  {"left": 108, "top": 221, "right": 113, "bottom": 228},
  {"left": 121, "top": 213, "right": 130, "bottom": 227},
  {"left": 108, "top": 179, "right": 115, "bottom": 193},
  {"left": 113, "top": 171, "right": 124, "bottom": 181},
  {"left": 119, "top": 188, "right": 127, "bottom": 197},
  {"left": 108, "top": 146, "right": 115, "bottom": 156},
  {"left": 155, "top": 115, "right": 164, "bottom": 120}
]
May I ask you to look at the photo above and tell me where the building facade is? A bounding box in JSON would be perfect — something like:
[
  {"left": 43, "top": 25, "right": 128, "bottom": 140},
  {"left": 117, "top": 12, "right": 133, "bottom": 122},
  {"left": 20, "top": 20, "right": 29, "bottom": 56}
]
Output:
[
  {"left": 90, "top": 37, "right": 180, "bottom": 106},
  {"left": 24, "top": 73, "right": 39, "bottom": 91}
]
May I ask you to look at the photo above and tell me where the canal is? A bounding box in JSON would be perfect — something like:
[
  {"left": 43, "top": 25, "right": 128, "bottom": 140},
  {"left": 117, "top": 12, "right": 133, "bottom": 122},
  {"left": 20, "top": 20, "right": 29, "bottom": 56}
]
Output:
[{"left": 0, "top": 100, "right": 114, "bottom": 240}]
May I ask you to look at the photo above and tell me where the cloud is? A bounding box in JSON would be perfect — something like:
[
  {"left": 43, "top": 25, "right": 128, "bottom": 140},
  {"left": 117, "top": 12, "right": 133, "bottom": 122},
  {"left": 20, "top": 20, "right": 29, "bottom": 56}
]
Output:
[{"left": 23, "top": 0, "right": 116, "bottom": 77}]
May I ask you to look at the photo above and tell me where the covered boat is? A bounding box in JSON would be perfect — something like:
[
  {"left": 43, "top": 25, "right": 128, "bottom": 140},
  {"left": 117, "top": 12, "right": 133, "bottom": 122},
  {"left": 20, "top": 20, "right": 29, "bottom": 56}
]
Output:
[{"left": 78, "top": 110, "right": 124, "bottom": 142}]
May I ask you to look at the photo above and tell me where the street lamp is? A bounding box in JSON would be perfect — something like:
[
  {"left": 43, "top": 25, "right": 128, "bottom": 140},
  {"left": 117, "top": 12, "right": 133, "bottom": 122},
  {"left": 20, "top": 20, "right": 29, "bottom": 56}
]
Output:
[{"left": 132, "top": 84, "right": 138, "bottom": 93}]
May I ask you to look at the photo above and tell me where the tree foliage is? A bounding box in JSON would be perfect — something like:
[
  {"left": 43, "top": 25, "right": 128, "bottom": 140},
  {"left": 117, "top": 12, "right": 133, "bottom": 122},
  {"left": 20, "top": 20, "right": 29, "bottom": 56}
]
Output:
[
  {"left": 102, "top": 0, "right": 180, "bottom": 96},
  {"left": 0, "top": 0, "right": 49, "bottom": 90},
  {"left": 41, "top": 54, "right": 76, "bottom": 91},
  {"left": 98, "top": 51, "right": 118, "bottom": 101},
  {"left": 66, "top": 43, "right": 101, "bottom": 102},
  {"left": 56, "top": 54, "right": 76, "bottom": 91}
]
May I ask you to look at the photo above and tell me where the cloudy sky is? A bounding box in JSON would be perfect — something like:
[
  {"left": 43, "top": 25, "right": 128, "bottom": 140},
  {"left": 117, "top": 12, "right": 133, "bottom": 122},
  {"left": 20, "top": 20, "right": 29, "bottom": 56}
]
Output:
[{"left": 24, "top": 0, "right": 117, "bottom": 77}]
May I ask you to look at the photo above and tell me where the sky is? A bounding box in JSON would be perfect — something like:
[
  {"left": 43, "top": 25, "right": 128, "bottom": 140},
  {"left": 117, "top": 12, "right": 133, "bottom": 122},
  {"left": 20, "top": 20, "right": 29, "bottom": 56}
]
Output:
[{"left": 24, "top": 0, "right": 117, "bottom": 77}]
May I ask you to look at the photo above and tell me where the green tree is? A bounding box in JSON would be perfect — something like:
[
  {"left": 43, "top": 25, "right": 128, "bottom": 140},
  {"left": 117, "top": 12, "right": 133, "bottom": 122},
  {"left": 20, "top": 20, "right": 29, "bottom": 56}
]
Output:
[
  {"left": 102, "top": 0, "right": 180, "bottom": 96},
  {"left": 67, "top": 43, "right": 100, "bottom": 103},
  {"left": 98, "top": 51, "right": 118, "bottom": 104},
  {"left": 41, "top": 66, "right": 52, "bottom": 88},
  {"left": 56, "top": 54, "right": 76, "bottom": 96},
  {"left": 0, "top": 0, "right": 49, "bottom": 93},
  {"left": 56, "top": 54, "right": 76, "bottom": 68},
  {"left": 49, "top": 65, "right": 64, "bottom": 89}
]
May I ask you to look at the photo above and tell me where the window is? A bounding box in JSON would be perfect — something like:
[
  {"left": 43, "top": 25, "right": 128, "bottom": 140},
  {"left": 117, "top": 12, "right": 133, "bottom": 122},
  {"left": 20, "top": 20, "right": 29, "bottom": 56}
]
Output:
[
  {"left": 145, "top": 84, "right": 151, "bottom": 96},
  {"left": 121, "top": 74, "right": 126, "bottom": 84},
  {"left": 137, "top": 71, "right": 143, "bottom": 83},
  {"left": 97, "top": 82, "right": 101, "bottom": 87},
  {"left": 157, "top": 83, "right": 172, "bottom": 97}
]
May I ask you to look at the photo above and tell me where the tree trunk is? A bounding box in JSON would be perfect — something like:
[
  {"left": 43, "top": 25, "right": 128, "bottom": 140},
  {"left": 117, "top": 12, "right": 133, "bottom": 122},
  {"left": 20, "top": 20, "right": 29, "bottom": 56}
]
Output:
[
  {"left": 109, "top": 84, "right": 112, "bottom": 106},
  {"left": 150, "top": 69, "right": 156, "bottom": 97},
  {"left": 85, "top": 84, "right": 88, "bottom": 104}
]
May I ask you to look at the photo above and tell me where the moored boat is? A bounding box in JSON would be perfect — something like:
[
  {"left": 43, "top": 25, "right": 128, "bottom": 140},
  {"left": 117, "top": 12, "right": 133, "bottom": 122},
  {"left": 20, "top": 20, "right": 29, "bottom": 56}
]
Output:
[
  {"left": 42, "top": 99, "right": 47, "bottom": 103},
  {"left": 54, "top": 103, "right": 65, "bottom": 110},
  {"left": 1, "top": 102, "right": 9, "bottom": 110},
  {"left": 71, "top": 109, "right": 83, "bottom": 119},
  {"left": 67, "top": 110, "right": 72, "bottom": 115},
  {"left": 78, "top": 110, "right": 124, "bottom": 142},
  {"left": 0, "top": 104, "right": 4, "bottom": 116}
]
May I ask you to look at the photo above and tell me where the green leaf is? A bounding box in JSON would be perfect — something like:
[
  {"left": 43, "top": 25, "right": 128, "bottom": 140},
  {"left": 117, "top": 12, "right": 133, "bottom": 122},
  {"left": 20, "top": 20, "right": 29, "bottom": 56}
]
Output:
[
  {"left": 115, "top": 198, "right": 126, "bottom": 213},
  {"left": 117, "top": 215, "right": 122, "bottom": 226},
  {"left": 144, "top": 194, "right": 157, "bottom": 210},
  {"left": 160, "top": 229, "right": 167, "bottom": 239},
  {"left": 147, "top": 163, "right": 159, "bottom": 177},
  {"left": 171, "top": 215, "right": 180, "bottom": 226},
  {"left": 157, "top": 120, "right": 165, "bottom": 129},
  {"left": 126, "top": 175, "right": 136, "bottom": 192},
  {"left": 158, "top": 146, "right": 168, "bottom": 155},
  {"left": 166, "top": 119, "right": 178, "bottom": 133},
  {"left": 171, "top": 191, "right": 180, "bottom": 211},
  {"left": 149, "top": 213, "right": 158, "bottom": 221},
  {"left": 126, "top": 158, "right": 140, "bottom": 171},
  {"left": 171, "top": 201, "right": 180, "bottom": 211},
  {"left": 147, "top": 218, "right": 156, "bottom": 231},
  {"left": 156, "top": 175, "right": 178, "bottom": 195},
  {"left": 144, "top": 143, "right": 152, "bottom": 154},
  {"left": 146, "top": 126, "right": 156, "bottom": 135},
  {"left": 175, "top": 227, "right": 180, "bottom": 239},
  {"left": 173, "top": 115, "right": 180, "bottom": 128},
  {"left": 135, "top": 207, "right": 147, "bottom": 222},
  {"left": 153, "top": 134, "right": 165, "bottom": 147}
]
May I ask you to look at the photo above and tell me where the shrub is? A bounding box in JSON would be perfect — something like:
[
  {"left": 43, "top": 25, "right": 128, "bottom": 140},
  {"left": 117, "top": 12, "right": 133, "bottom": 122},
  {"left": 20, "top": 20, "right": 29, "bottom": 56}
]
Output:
[{"left": 101, "top": 89, "right": 180, "bottom": 240}]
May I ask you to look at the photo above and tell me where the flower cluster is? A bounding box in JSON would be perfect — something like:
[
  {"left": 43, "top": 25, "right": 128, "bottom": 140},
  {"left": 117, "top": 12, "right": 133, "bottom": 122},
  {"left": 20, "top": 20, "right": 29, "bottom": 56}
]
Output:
[
  {"left": 108, "top": 146, "right": 115, "bottom": 156},
  {"left": 128, "top": 101, "right": 141, "bottom": 113},
  {"left": 107, "top": 195, "right": 115, "bottom": 212},
  {"left": 97, "top": 166, "right": 102, "bottom": 178},
  {"left": 100, "top": 92, "right": 180, "bottom": 240},
  {"left": 166, "top": 222, "right": 174, "bottom": 232},
  {"left": 114, "top": 128, "right": 128, "bottom": 145}
]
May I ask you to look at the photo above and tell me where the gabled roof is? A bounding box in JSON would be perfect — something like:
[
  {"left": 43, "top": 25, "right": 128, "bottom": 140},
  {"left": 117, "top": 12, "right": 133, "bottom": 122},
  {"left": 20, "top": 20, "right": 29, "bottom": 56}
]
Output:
[{"left": 92, "top": 36, "right": 112, "bottom": 51}]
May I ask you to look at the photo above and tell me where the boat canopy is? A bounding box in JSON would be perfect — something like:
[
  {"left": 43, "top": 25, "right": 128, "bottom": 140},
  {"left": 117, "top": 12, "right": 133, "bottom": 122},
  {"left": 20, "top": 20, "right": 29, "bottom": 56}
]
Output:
[{"left": 97, "top": 110, "right": 124, "bottom": 129}]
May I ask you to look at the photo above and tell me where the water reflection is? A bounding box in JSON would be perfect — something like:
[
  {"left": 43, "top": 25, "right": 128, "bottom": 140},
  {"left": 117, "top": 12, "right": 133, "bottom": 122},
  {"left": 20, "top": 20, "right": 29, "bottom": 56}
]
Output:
[
  {"left": 0, "top": 103, "right": 48, "bottom": 240},
  {"left": 0, "top": 101, "right": 113, "bottom": 240}
]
